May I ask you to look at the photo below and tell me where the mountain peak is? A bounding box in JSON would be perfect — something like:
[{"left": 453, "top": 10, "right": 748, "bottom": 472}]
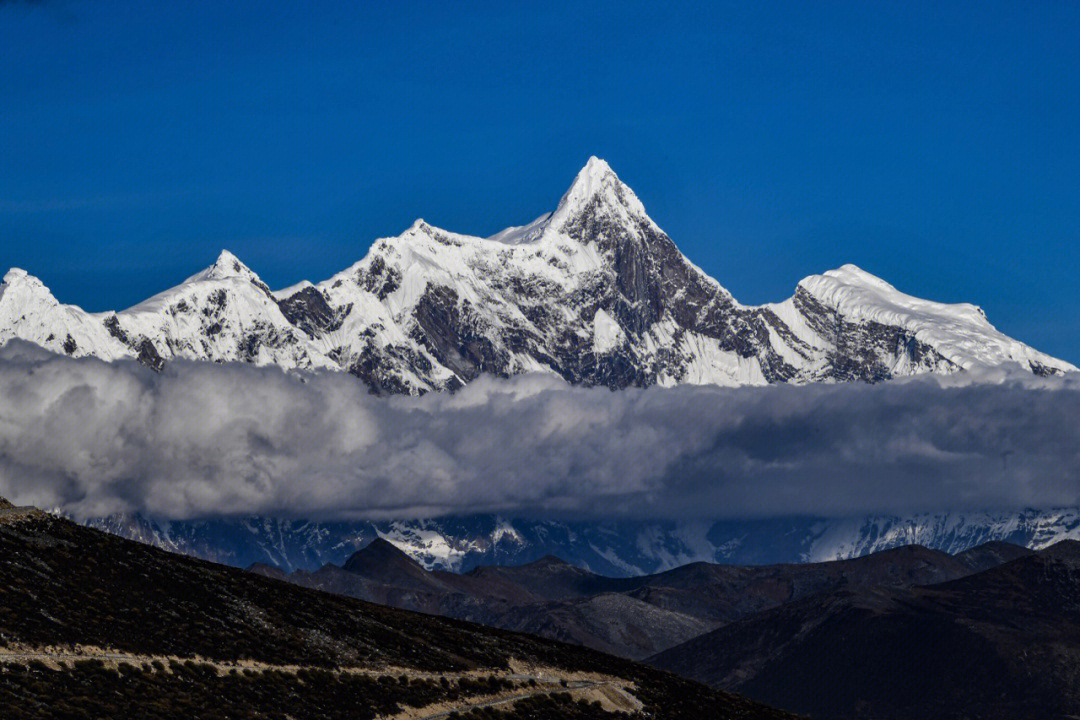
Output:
[
  {"left": 3, "top": 268, "right": 29, "bottom": 286},
  {"left": 398, "top": 218, "right": 455, "bottom": 242},
  {"left": 795, "top": 263, "right": 1076, "bottom": 373},
  {"left": 550, "top": 156, "right": 650, "bottom": 231},
  {"left": 342, "top": 537, "right": 425, "bottom": 578},
  {"left": 798, "top": 263, "right": 991, "bottom": 330},
  {"left": 821, "top": 264, "right": 898, "bottom": 293},
  {"left": 181, "top": 250, "right": 268, "bottom": 290},
  {"left": 0, "top": 268, "right": 57, "bottom": 306},
  {"left": 557, "top": 157, "right": 617, "bottom": 208},
  {"left": 206, "top": 250, "right": 253, "bottom": 279},
  {"left": 2, "top": 267, "right": 46, "bottom": 291},
  {"left": 581, "top": 155, "right": 614, "bottom": 178}
]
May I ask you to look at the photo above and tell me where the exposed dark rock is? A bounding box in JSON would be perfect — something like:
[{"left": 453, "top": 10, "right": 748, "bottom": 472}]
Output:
[
  {"left": 102, "top": 315, "right": 129, "bottom": 344},
  {"left": 276, "top": 285, "right": 347, "bottom": 338},
  {"left": 411, "top": 286, "right": 510, "bottom": 383},
  {"left": 137, "top": 339, "right": 166, "bottom": 371},
  {"left": 362, "top": 255, "right": 402, "bottom": 300},
  {"left": 792, "top": 286, "right": 956, "bottom": 381}
]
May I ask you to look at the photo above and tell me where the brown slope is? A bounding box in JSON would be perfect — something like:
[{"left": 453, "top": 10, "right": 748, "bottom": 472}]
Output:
[
  {"left": 262, "top": 539, "right": 1025, "bottom": 661},
  {"left": 0, "top": 503, "right": 796, "bottom": 720},
  {"left": 619, "top": 544, "right": 975, "bottom": 624},
  {"left": 497, "top": 593, "right": 714, "bottom": 660},
  {"left": 648, "top": 541, "right": 1080, "bottom": 720},
  {"left": 465, "top": 555, "right": 627, "bottom": 601},
  {"left": 952, "top": 539, "right": 1036, "bottom": 572}
]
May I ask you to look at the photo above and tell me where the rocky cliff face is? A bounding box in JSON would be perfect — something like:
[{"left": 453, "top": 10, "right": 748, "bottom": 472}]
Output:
[{"left": 2, "top": 157, "right": 1073, "bottom": 391}]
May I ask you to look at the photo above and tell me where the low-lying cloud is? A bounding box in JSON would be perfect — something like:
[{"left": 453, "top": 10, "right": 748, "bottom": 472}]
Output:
[{"left": 1, "top": 340, "right": 1078, "bottom": 521}]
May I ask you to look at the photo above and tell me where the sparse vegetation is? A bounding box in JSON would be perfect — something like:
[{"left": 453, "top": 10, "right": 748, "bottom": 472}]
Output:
[
  {"left": 0, "top": 511, "right": 795, "bottom": 719},
  {"left": 0, "top": 659, "right": 460, "bottom": 720},
  {"left": 448, "top": 692, "right": 626, "bottom": 719}
]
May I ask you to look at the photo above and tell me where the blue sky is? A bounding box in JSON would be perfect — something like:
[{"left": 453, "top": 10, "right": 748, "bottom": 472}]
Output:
[{"left": 2, "top": 0, "right": 1078, "bottom": 362}]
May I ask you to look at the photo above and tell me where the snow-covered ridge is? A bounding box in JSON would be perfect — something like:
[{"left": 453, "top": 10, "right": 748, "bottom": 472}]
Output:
[
  {"left": 1, "top": 157, "right": 1075, "bottom": 389},
  {"left": 796, "top": 264, "right": 1066, "bottom": 373},
  {"left": 0, "top": 268, "right": 130, "bottom": 361},
  {"left": 82, "top": 507, "right": 1080, "bottom": 576},
  {"left": 485, "top": 212, "right": 552, "bottom": 245}
]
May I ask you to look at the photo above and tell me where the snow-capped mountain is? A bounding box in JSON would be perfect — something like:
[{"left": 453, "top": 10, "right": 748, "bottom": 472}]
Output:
[
  {"left": 9, "top": 157, "right": 1078, "bottom": 577},
  {"left": 82, "top": 508, "right": 1080, "bottom": 577},
  {"left": 2, "top": 157, "right": 1073, "bottom": 390},
  {"left": 0, "top": 251, "right": 334, "bottom": 372}
]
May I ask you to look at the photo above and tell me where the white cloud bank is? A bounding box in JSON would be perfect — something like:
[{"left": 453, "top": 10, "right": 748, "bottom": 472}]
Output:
[{"left": 1, "top": 340, "right": 1078, "bottom": 521}]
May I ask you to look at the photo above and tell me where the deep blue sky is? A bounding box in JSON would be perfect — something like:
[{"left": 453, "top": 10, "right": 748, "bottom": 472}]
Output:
[{"left": 2, "top": 1, "right": 1078, "bottom": 362}]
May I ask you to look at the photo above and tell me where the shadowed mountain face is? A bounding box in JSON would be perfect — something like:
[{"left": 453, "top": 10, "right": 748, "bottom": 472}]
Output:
[
  {"left": 0, "top": 497, "right": 795, "bottom": 720},
  {"left": 648, "top": 541, "right": 1080, "bottom": 720},
  {"left": 495, "top": 593, "right": 714, "bottom": 661},
  {"left": 467, "top": 555, "right": 624, "bottom": 601},
  {"left": 254, "top": 538, "right": 1027, "bottom": 661},
  {"left": 952, "top": 539, "right": 1036, "bottom": 571},
  {"left": 341, "top": 537, "right": 436, "bottom": 586}
]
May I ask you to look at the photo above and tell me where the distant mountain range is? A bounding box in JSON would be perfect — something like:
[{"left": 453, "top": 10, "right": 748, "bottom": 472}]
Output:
[
  {"left": 249, "top": 530, "right": 1080, "bottom": 719},
  {"left": 2, "top": 157, "right": 1073, "bottom": 392},
  {"left": 251, "top": 535, "right": 1030, "bottom": 661},
  {"left": 254, "top": 528, "right": 1080, "bottom": 718},
  {"left": 84, "top": 507, "right": 1080, "bottom": 577}
]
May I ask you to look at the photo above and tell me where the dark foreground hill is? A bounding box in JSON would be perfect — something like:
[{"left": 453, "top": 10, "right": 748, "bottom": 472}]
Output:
[
  {"left": 0, "top": 502, "right": 793, "bottom": 720},
  {"left": 648, "top": 541, "right": 1080, "bottom": 719},
  {"left": 255, "top": 537, "right": 1029, "bottom": 659}
]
